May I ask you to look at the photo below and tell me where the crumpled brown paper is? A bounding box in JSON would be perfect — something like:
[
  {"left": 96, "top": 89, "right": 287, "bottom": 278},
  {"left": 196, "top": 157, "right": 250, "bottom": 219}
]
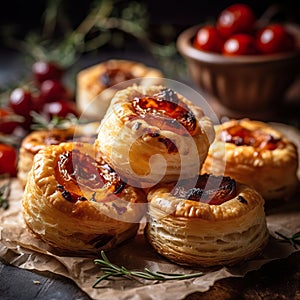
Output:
[{"left": 0, "top": 123, "right": 299, "bottom": 300}]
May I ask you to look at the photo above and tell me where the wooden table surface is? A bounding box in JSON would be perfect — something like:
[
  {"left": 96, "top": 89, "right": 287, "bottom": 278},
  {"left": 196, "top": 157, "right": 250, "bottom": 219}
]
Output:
[{"left": 0, "top": 47, "right": 300, "bottom": 300}]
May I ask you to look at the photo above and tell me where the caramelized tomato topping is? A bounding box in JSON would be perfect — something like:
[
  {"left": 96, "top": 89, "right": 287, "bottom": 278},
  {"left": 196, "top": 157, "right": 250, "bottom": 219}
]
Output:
[
  {"left": 100, "top": 68, "right": 134, "bottom": 87},
  {"left": 55, "top": 149, "right": 126, "bottom": 202},
  {"left": 220, "top": 124, "right": 285, "bottom": 150},
  {"left": 172, "top": 174, "right": 236, "bottom": 205},
  {"left": 131, "top": 88, "right": 197, "bottom": 136}
]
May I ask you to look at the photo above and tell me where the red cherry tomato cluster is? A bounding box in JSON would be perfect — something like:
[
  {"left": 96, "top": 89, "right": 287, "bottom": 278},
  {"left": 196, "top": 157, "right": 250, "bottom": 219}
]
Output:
[
  {"left": 0, "top": 61, "right": 79, "bottom": 135},
  {"left": 0, "top": 61, "right": 79, "bottom": 176},
  {"left": 193, "top": 3, "right": 297, "bottom": 56},
  {"left": 0, "top": 144, "right": 17, "bottom": 177}
]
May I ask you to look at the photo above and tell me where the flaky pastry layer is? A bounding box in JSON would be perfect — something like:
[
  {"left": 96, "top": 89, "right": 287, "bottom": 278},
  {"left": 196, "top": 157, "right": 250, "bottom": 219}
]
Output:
[
  {"left": 145, "top": 181, "right": 269, "bottom": 267},
  {"left": 21, "top": 142, "right": 147, "bottom": 255},
  {"left": 95, "top": 85, "right": 215, "bottom": 188},
  {"left": 202, "top": 119, "right": 299, "bottom": 201},
  {"left": 76, "top": 59, "right": 163, "bottom": 120},
  {"left": 17, "top": 122, "right": 99, "bottom": 187}
]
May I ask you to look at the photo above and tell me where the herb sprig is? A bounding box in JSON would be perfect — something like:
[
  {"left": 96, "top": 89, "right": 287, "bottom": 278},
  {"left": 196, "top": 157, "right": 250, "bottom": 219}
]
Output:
[
  {"left": 275, "top": 231, "right": 300, "bottom": 249},
  {"left": 93, "top": 251, "right": 204, "bottom": 288},
  {"left": 30, "top": 111, "right": 79, "bottom": 131},
  {"left": 0, "top": 134, "right": 22, "bottom": 148},
  {"left": 1, "top": 0, "right": 183, "bottom": 77},
  {"left": 0, "top": 177, "right": 11, "bottom": 210}
]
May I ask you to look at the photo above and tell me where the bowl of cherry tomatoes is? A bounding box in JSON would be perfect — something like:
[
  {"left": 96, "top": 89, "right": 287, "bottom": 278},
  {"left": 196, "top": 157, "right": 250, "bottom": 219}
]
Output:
[{"left": 177, "top": 3, "right": 300, "bottom": 113}]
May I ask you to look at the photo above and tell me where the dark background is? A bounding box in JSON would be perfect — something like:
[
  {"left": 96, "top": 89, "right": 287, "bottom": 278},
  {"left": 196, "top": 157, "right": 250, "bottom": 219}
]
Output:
[
  {"left": 0, "top": 0, "right": 299, "bottom": 120},
  {"left": 0, "top": 0, "right": 299, "bottom": 43},
  {"left": 1, "top": 0, "right": 299, "bottom": 79}
]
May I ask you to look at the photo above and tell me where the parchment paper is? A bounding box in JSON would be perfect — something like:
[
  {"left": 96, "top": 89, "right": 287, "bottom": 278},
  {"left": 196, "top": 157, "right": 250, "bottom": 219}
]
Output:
[{"left": 0, "top": 123, "right": 299, "bottom": 300}]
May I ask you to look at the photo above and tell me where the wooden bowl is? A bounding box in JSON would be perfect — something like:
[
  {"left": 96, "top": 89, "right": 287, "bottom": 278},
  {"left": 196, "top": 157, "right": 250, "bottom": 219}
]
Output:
[{"left": 177, "top": 24, "right": 300, "bottom": 113}]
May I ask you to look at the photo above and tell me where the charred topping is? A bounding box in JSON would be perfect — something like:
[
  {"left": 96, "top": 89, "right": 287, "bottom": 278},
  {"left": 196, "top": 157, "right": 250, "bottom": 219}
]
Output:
[
  {"left": 56, "top": 184, "right": 76, "bottom": 202},
  {"left": 131, "top": 88, "right": 197, "bottom": 135},
  {"left": 221, "top": 124, "right": 286, "bottom": 150},
  {"left": 172, "top": 174, "right": 236, "bottom": 205},
  {"left": 237, "top": 195, "right": 248, "bottom": 204},
  {"left": 113, "top": 182, "right": 127, "bottom": 194},
  {"left": 100, "top": 68, "right": 134, "bottom": 88},
  {"left": 55, "top": 150, "right": 126, "bottom": 202}
]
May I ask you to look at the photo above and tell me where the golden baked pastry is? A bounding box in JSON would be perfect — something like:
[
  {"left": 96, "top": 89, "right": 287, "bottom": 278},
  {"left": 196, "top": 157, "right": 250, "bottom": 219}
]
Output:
[
  {"left": 202, "top": 119, "right": 299, "bottom": 201},
  {"left": 76, "top": 59, "right": 163, "bottom": 120},
  {"left": 145, "top": 174, "right": 269, "bottom": 267},
  {"left": 95, "top": 85, "right": 215, "bottom": 188},
  {"left": 17, "top": 122, "right": 99, "bottom": 187},
  {"left": 22, "top": 142, "right": 147, "bottom": 255}
]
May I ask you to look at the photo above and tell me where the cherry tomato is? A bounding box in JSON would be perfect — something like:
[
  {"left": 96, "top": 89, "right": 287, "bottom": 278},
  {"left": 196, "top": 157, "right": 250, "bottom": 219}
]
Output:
[
  {"left": 0, "top": 108, "right": 20, "bottom": 134},
  {"left": 31, "top": 93, "right": 44, "bottom": 113},
  {"left": 256, "top": 24, "right": 296, "bottom": 54},
  {"left": 32, "top": 61, "right": 64, "bottom": 84},
  {"left": 216, "top": 3, "right": 255, "bottom": 38},
  {"left": 0, "top": 144, "right": 17, "bottom": 176},
  {"left": 39, "top": 79, "right": 68, "bottom": 104},
  {"left": 193, "top": 25, "right": 224, "bottom": 53},
  {"left": 222, "top": 34, "right": 258, "bottom": 55},
  {"left": 8, "top": 88, "right": 35, "bottom": 130},
  {"left": 42, "top": 100, "right": 79, "bottom": 119},
  {"left": 9, "top": 88, "right": 34, "bottom": 117}
]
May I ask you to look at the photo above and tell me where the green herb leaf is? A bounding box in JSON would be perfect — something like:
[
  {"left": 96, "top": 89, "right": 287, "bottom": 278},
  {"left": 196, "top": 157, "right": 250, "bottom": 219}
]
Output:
[
  {"left": 275, "top": 231, "right": 300, "bottom": 249},
  {"left": 0, "top": 176, "right": 11, "bottom": 210},
  {"left": 1, "top": 0, "right": 182, "bottom": 77},
  {"left": 93, "top": 250, "right": 204, "bottom": 288},
  {"left": 30, "top": 111, "right": 79, "bottom": 130},
  {"left": 0, "top": 134, "right": 22, "bottom": 148}
]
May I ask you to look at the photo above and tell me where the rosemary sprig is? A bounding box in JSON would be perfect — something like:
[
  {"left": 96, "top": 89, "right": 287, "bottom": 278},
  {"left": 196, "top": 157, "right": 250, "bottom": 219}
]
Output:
[
  {"left": 275, "top": 231, "right": 300, "bottom": 249},
  {"left": 0, "top": 176, "right": 11, "bottom": 210},
  {"left": 30, "top": 111, "right": 79, "bottom": 130},
  {"left": 0, "top": 134, "right": 22, "bottom": 148},
  {"left": 93, "top": 251, "right": 204, "bottom": 288},
  {"left": 1, "top": 0, "right": 183, "bottom": 77}
]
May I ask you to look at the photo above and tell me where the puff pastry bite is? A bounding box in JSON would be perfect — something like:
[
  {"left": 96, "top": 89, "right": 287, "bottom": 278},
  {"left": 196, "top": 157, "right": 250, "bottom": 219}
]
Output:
[
  {"left": 145, "top": 174, "right": 269, "bottom": 267},
  {"left": 95, "top": 85, "right": 215, "bottom": 188},
  {"left": 22, "top": 142, "right": 146, "bottom": 255},
  {"left": 76, "top": 59, "right": 163, "bottom": 120},
  {"left": 202, "top": 119, "right": 299, "bottom": 201},
  {"left": 17, "top": 122, "right": 99, "bottom": 187}
]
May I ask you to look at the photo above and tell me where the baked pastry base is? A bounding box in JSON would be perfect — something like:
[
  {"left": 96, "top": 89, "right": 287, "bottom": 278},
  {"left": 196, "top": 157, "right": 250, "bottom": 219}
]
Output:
[
  {"left": 22, "top": 142, "right": 147, "bottom": 255},
  {"left": 76, "top": 59, "right": 163, "bottom": 120},
  {"left": 202, "top": 119, "right": 299, "bottom": 201},
  {"left": 95, "top": 84, "right": 215, "bottom": 188},
  {"left": 18, "top": 122, "right": 99, "bottom": 187},
  {"left": 145, "top": 180, "right": 269, "bottom": 267}
]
